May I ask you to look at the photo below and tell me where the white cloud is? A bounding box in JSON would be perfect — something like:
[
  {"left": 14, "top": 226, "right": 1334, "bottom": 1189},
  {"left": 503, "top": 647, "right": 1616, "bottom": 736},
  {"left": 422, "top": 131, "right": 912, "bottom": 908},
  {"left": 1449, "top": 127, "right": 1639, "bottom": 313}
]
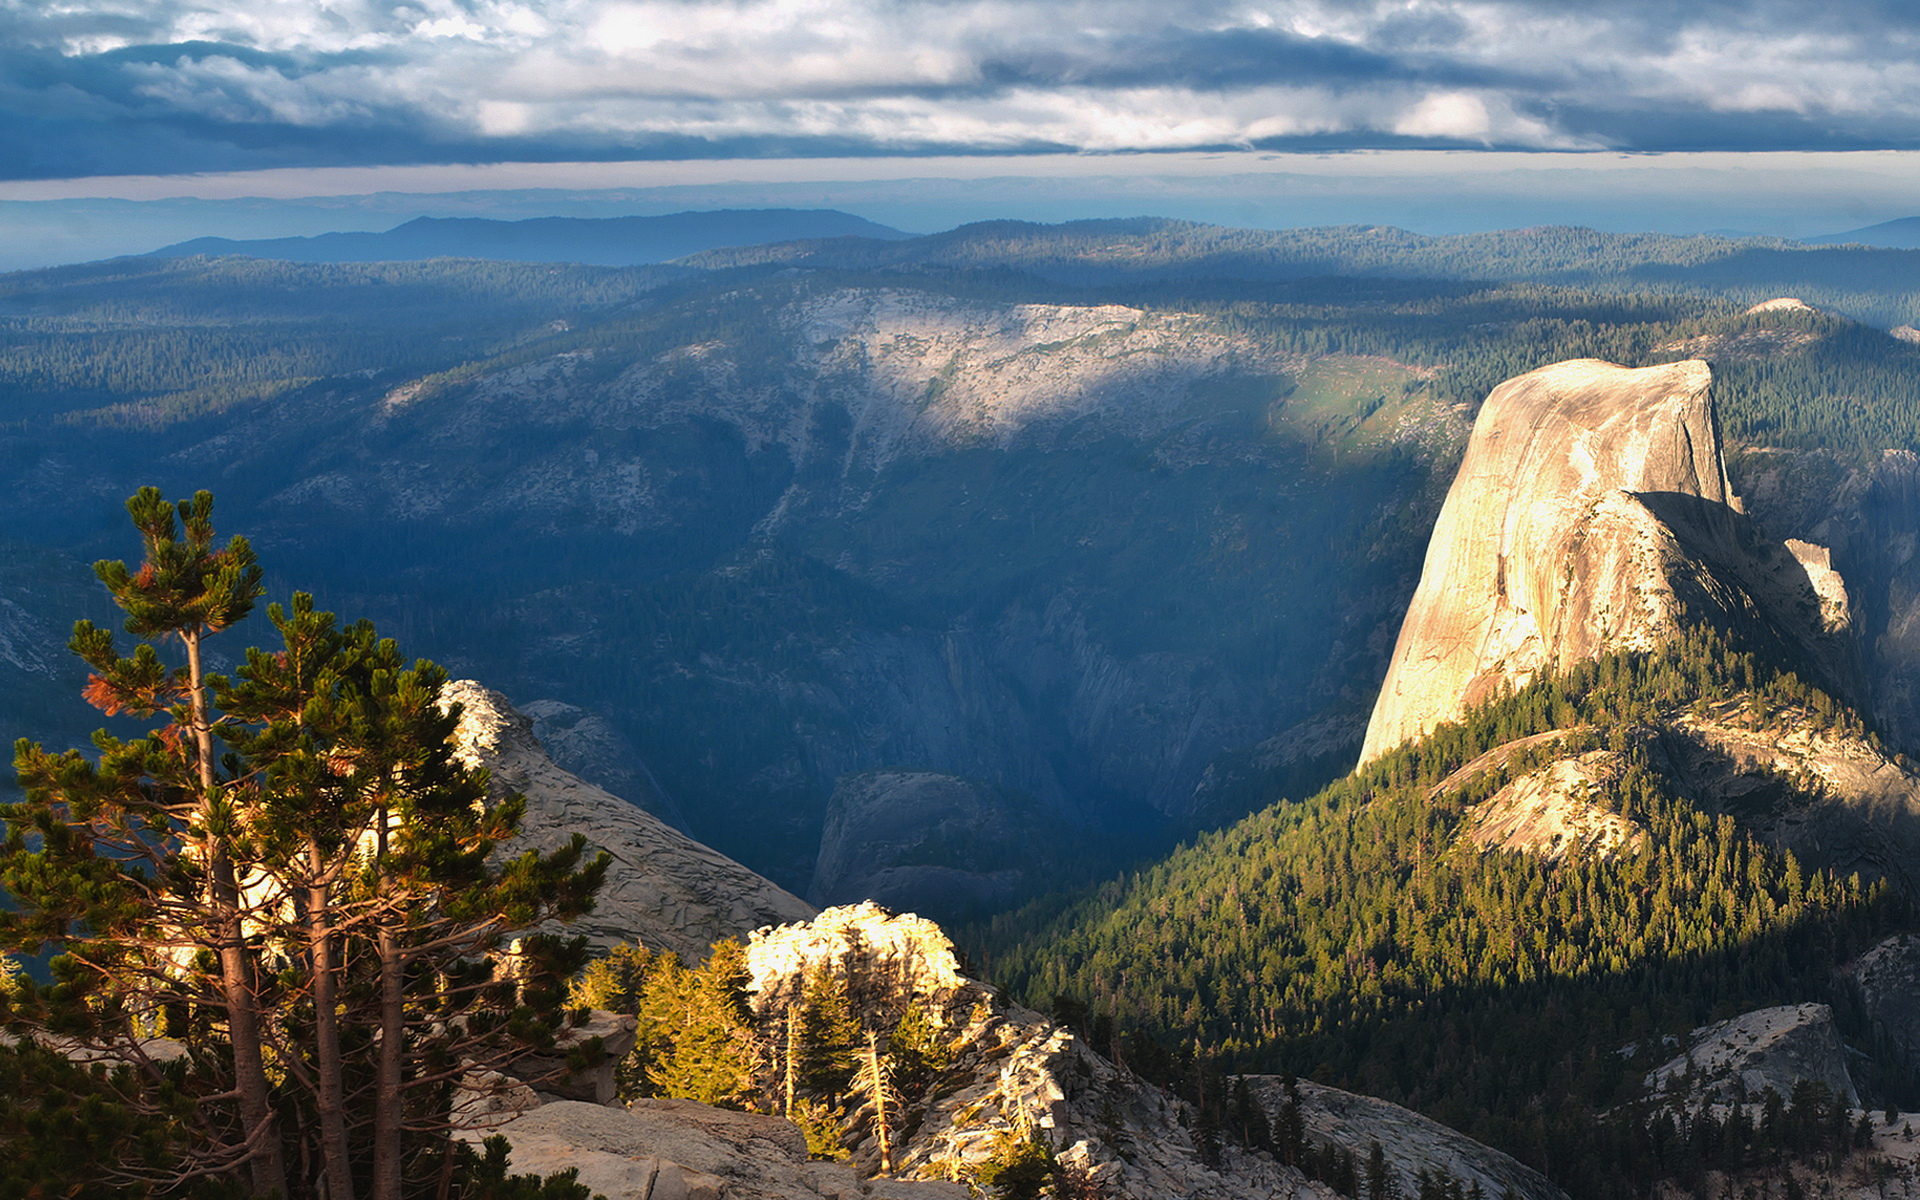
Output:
[{"left": 10, "top": 0, "right": 1920, "bottom": 176}]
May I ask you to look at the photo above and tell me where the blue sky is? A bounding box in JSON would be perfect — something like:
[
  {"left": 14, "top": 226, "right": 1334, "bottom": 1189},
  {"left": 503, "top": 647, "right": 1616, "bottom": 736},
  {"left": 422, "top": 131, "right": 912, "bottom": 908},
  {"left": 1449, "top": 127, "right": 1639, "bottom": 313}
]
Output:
[{"left": 5, "top": 1, "right": 1920, "bottom": 266}]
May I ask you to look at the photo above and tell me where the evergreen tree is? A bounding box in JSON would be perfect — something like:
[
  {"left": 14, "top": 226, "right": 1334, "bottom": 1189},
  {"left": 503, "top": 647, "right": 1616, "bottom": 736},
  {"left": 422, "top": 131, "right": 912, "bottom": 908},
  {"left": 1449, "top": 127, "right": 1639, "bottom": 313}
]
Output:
[
  {"left": 797, "top": 965, "right": 860, "bottom": 1100},
  {"left": 0, "top": 488, "right": 609, "bottom": 1200},
  {"left": 635, "top": 940, "right": 759, "bottom": 1108}
]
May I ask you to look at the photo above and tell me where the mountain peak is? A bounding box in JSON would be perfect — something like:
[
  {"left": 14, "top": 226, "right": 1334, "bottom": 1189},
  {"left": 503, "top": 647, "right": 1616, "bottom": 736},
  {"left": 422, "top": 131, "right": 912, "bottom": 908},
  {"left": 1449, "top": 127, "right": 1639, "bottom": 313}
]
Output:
[{"left": 1361, "top": 358, "right": 1732, "bottom": 762}]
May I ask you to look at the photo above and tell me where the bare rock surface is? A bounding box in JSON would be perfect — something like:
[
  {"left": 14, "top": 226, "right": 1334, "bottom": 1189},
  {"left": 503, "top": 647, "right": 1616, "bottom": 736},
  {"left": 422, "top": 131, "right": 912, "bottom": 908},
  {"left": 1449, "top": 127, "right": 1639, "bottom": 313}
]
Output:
[
  {"left": 898, "top": 1001, "right": 1337, "bottom": 1200},
  {"left": 1646, "top": 1004, "right": 1860, "bottom": 1110},
  {"left": 445, "top": 680, "right": 816, "bottom": 960},
  {"left": 506, "top": 1009, "right": 639, "bottom": 1105},
  {"left": 1846, "top": 934, "right": 1920, "bottom": 1076},
  {"left": 1364, "top": 357, "right": 1859, "bottom": 763},
  {"left": 519, "top": 698, "right": 692, "bottom": 833},
  {"left": 1661, "top": 704, "right": 1920, "bottom": 900},
  {"left": 1462, "top": 750, "right": 1646, "bottom": 860},
  {"left": 1362, "top": 359, "right": 1732, "bottom": 762},
  {"left": 1786, "top": 539, "right": 1853, "bottom": 632},
  {"left": 1241, "top": 1078, "right": 1567, "bottom": 1200},
  {"left": 476, "top": 1098, "right": 968, "bottom": 1200}
]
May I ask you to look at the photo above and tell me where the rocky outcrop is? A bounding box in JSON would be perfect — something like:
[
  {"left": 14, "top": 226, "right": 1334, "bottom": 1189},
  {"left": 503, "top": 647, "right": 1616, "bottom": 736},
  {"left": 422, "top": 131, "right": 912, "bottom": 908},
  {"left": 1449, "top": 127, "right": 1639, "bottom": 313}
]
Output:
[
  {"left": 1660, "top": 704, "right": 1920, "bottom": 901},
  {"left": 744, "top": 902, "right": 967, "bottom": 1012},
  {"left": 895, "top": 1001, "right": 1336, "bottom": 1200},
  {"left": 1239, "top": 1078, "right": 1566, "bottom": 1200},
  {"left": 1732, "top": 448, "right": 1920, "bottom": 751},
  {"left": 1645, "top": 1004, "right": 1860, "bottom": 1110},
  {"left": 1363, "top": 358, "right": 1859, "bottom": 763},
  {"left": 739, "top": 904, "right": 1346, "bottom": 1199},
  {"left": 1462, "top": 750, "right": 1646, "bottom": 861},
  {"left": 809, "top": 772, "right": 1055, "bottom": 919},
  {"left": 1847, "top": 935, "right": 1920, "bottom": 1081},
  {"left": 471, "top": 1098, "right": 969, "bottom": 1200},
  {"left": 507, "top": 1010, "right": 640, "bottom": 1106},
  {"left": 445, "top": 680, "right": 816, "bottom": 960},
  {"left": 1785, "top": 539, "right": 1852, "bottom": 633},
  {"left": 1362, "top": 359, "right": 1731, "bottom": 761}
]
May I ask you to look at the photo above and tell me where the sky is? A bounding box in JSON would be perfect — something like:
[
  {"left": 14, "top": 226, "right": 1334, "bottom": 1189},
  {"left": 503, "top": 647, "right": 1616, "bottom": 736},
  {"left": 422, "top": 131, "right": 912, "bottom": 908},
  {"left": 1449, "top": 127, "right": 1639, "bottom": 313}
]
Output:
[{"left": 6, "top": 1, "right": 1920, "bottom": 267}]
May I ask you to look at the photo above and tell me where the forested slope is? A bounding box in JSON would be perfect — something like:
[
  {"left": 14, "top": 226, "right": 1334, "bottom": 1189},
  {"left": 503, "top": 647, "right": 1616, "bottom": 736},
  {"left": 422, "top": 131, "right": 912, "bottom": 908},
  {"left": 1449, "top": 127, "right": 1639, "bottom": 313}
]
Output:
[{"left": 975, "top": 636, "right": 1915, "bottom": 1198}]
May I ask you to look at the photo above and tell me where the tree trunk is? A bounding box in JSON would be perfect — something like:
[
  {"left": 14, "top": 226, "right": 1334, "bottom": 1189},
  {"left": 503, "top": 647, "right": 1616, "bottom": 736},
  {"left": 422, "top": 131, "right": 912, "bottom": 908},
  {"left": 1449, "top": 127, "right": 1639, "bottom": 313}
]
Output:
[
  {"left": 865, "top": 1029, "right": 892, "bottom": 1177},
  {"left": 372, "top": 922, "right": 406, "bottom": 1200},
  {"left": 785, "top": 1001, "right": 799, "bottom": 1119},
  {"left": 187, "top": 630, "right": 288, "bottom": 1200},
  {"left": 309, "top": 839, "right": 354, "bottom": 1200}
]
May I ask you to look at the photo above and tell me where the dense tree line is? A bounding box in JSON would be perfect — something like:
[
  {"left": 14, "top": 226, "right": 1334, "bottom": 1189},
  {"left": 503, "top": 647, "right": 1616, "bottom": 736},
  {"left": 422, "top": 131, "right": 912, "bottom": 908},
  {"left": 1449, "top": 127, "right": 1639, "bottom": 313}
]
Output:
[{"left": 975, "top": 631, "right": 1914, "bottom": 1199}]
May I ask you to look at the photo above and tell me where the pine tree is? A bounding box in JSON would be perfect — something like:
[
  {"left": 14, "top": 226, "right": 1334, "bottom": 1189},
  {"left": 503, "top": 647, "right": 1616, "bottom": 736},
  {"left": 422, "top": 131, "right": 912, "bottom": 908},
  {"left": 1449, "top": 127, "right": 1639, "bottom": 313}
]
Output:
[
  {"left": 636, "top": 941, "right": 759, "bottom": 1108},
  {"left": 0, "top": 488, "right": 609, "bottom": 1200},
  {"left": 796, "top": 965, "right": 860, "bottom": 1101}
]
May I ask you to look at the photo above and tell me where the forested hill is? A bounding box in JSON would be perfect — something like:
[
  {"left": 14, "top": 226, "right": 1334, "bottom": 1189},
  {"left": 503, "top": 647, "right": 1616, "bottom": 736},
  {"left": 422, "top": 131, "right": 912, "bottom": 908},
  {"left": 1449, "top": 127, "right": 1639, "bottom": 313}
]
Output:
[
  {"left": 971, "top": 635, "right": 1916, "bottom": 1199},
  {"left": 682, "top": 219, "right": 1920, "bottom": 327},
  {"left": 8, "top": 225, "right": 1920, "bottom": 923},
  {"left": 146, "top": 208, "right": 910, "bottom": 267}
]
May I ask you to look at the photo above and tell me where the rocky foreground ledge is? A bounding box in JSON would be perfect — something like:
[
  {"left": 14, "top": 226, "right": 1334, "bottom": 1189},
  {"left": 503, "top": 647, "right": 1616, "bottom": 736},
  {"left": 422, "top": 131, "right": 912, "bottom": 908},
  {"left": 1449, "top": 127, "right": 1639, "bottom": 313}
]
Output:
[{"left": 470, "top": 902, "right": 1557, "bottom": 1200}]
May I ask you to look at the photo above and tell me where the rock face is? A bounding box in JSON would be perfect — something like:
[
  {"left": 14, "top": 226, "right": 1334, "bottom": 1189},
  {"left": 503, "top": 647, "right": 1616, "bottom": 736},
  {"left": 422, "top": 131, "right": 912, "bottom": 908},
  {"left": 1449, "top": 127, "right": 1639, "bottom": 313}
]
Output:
[
  {"left": 472, "top": 1098, "right": 969, "bottom": 1200},
  {"left": 809, "top": 772, "right": 1054, "bottom": 919},
  {"left": 1462, "top": 750, "right": 1646, "bottom": 861},
  {"left": 1363, "top": 358, "right": 1858, "bottom": 763},
  {"left": 1733, "top": 448, "right": 1920, "bottom": 751},
  {"left": 1645, "top": 1004, "right": 1860, "bottom": 1110},
  {"left": 1239, "top": 1078, "right": 1566, "bottom": 1200},
  {"left": 445, "top": 680, "right": 816, "bottom": 960},
  {"left": 1847, "top": 935, "right": 1920, "bottom": 1083},
  {"left": 1363, "top": 359, "right": 1731, "bottom": 761},
  {"left": 1659, "top": 704, "right": 1920, "bottom": 901}
]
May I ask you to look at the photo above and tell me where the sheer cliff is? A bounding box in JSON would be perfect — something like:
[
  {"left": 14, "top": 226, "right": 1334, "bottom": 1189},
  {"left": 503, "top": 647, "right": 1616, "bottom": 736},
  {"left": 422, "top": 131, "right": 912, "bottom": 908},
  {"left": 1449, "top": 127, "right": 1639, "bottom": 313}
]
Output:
[{"left": 1363, "top": 358, "right": 1858, "bottom": 762}]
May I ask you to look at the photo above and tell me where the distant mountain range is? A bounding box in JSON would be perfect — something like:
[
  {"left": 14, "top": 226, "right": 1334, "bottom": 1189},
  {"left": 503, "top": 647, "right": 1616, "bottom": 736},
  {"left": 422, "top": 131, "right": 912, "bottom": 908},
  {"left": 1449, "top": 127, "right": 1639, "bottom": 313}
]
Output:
[
  {"left": 1803, "top": 215, "right": 1920, "bottom": 248},
  {"left": 145, "top": 208, "right": 912, "bottom": 265}
]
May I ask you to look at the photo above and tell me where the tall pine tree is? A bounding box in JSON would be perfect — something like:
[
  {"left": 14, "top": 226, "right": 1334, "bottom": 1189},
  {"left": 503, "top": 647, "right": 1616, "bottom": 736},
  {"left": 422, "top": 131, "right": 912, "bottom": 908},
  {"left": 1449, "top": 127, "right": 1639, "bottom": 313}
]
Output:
[{"left": 0, "top": 488, "right": 609, "bottom": 1200}]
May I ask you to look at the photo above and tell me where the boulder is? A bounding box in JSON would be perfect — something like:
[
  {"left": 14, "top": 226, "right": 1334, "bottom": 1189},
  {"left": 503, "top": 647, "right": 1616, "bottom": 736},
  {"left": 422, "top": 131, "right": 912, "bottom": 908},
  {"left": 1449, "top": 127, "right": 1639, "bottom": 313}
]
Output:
[
  {"left": 504, "top": 1009, "right": 639, "bottom": 1105},
  {"left": 477, "top": 1099, "right": 967, "bottom": 1200}
]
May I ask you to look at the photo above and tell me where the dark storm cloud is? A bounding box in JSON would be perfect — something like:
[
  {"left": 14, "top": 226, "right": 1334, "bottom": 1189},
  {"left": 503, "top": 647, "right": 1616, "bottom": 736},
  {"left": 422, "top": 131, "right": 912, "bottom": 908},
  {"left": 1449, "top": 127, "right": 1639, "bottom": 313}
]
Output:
[{"left": 1, "top": 0, "right": 1916, "bottom": 180}]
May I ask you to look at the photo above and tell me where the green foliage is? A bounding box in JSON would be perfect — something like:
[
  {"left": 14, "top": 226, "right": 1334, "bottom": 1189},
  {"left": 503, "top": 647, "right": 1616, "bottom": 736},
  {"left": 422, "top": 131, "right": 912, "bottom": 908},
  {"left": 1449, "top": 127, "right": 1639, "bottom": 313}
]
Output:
[
  {"left": 631, "top": 941, "right": 760, "bottom": 1109},
  {"left": 977, "top": 1130, "right": 1057, "bottom": 1200},
  {"left": 977, "top": 632, "right": 1913, "bottom": 1199},
  {"left": 0, "top": 488, "right": 608, "bottom": 1200},
  {"left": 796, "top": 966, "right": 861, "bottom": 1100},
  {"left": 791, "top": 1098, "right": 850, "bottom": 1161},
  {"left": 568, "top": 942, "right": 663, "bottom": 1016},
  {"left": 452, "top": 1135, "right": 597, "bottom": 1200},
  {"left": 0, "top": 1039, "right": 244, "bottom": 1200},
  {"left": 885, "top": 1000, "right": 955, "bottom": 1105},
  {"left": 0, "top": 256, "right": 683, "bottom": 425}
]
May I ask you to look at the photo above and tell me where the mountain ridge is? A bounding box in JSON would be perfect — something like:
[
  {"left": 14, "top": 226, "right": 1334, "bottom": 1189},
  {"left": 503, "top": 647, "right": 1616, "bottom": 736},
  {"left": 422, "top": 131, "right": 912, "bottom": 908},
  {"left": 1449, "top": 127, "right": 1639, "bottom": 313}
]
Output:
[{"left": 144, "top": 208, "right": 911, "bottom": 266}]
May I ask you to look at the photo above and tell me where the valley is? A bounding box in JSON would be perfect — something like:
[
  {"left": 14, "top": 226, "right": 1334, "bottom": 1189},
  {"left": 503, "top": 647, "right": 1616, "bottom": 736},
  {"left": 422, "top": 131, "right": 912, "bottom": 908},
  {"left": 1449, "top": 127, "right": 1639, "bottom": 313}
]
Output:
[{"left": 10, "top": 217, "right": 1920, "bottom": 1198}]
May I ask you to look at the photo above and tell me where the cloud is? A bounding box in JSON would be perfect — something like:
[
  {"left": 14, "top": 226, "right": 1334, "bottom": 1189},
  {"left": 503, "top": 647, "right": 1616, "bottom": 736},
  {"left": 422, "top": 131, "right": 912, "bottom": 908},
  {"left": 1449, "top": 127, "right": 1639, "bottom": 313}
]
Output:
[{"left": 5, "top": 0, "right": 1920, "bottom": 179}]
